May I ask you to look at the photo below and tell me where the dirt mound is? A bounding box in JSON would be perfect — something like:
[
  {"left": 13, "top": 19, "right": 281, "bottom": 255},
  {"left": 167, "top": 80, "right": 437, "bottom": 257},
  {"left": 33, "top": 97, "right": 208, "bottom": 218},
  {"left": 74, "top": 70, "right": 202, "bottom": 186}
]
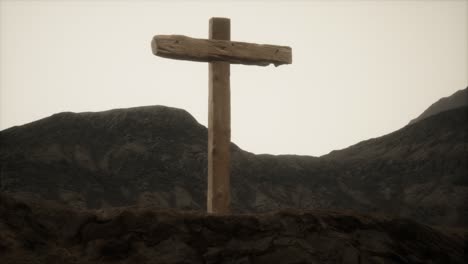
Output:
[{"left": 0, "top": 193, "right": 466, "bottom": 264}]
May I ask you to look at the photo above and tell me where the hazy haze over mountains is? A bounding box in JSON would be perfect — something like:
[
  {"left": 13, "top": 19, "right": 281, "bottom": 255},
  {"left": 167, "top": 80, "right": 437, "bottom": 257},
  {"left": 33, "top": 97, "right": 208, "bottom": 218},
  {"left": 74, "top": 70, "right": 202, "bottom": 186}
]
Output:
[{"left": 1, "top": 1, "right": 467, "bottom": 156}]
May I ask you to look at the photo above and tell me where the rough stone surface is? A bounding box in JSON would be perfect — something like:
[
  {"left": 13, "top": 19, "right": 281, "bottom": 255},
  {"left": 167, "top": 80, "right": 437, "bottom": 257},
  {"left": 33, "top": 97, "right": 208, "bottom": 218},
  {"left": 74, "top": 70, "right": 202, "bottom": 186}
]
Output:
[{"left": 0, "top": 194, "right": 466, "bottom": 264}]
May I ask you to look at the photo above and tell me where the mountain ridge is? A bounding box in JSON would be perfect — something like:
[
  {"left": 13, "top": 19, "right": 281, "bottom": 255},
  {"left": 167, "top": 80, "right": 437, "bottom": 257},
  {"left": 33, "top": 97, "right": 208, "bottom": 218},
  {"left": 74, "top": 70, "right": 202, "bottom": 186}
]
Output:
[
  {"left": 408, "top": 87, "right": 468, "bottom": 125},
  {"left": 1, "top": 102, "right": 467, "bottom": 227}
]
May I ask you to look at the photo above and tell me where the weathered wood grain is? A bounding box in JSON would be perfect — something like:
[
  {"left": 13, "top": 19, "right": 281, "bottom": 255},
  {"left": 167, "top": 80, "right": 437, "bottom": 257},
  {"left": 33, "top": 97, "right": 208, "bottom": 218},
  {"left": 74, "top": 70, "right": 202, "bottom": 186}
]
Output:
[
  {"left": 152, "top": 34, "right": 292, "bottom": 66},
  {"left": 207, "top": 17, "right": 231, "bottom": 214}
]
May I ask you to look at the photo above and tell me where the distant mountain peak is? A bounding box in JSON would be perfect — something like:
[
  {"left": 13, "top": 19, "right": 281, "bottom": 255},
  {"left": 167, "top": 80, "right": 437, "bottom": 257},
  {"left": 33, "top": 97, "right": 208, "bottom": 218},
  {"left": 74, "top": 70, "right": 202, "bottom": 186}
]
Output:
[{"left": 409, "top": 86, "right": 468, "bottom": 125}]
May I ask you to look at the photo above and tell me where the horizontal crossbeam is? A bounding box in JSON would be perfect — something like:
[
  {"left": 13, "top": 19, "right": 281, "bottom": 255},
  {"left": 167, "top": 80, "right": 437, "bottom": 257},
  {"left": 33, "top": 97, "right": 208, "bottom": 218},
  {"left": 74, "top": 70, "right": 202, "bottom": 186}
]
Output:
[{"left": 152, "top": 35, "right": 292, "bottom": 66}]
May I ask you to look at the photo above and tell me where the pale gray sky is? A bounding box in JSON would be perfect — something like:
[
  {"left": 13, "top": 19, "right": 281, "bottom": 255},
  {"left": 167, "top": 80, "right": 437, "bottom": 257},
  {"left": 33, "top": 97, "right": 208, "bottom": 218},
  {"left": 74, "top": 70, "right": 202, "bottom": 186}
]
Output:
[{"left": 1, "top": 0, "right": 467, "bottom": 156}]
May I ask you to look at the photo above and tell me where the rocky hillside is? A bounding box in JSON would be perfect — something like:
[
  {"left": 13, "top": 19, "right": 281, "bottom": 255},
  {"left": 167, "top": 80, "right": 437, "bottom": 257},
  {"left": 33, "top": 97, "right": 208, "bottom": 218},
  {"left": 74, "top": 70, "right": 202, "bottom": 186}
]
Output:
[
  {"left": 1, "top": 193, "right": 466, "bottom": 264},
  {"left": 1, "top": 103, "right": 467, "bottom": 228},
  {"left": 323, "top": 107, "right": 468, "bottom": 227},
  {"left": 409, "top": 87, "right": 467, "bottom": 124}
]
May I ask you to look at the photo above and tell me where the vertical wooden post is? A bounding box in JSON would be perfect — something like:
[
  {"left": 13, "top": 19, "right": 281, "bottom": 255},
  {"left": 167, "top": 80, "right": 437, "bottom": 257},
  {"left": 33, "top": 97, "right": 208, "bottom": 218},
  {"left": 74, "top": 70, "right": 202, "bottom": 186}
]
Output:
[{"left": 207, "top": 17, "right": 231, "bottom": 214}]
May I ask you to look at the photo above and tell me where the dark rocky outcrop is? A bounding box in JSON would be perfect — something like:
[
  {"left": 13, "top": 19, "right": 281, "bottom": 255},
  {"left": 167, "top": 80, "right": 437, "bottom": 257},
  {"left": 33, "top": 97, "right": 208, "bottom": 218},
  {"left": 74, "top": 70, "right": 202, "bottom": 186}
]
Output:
[
  {"left": 1, "top": 193, "right": 466, "bottom": 264},
  {"left": 1, "top": 104, "right": 467, "bottom": 228},
  {"left": 409, "top": 87, "right": 468, "bottom": 125},
  {"left": 0, "top": 106, "right": 209, "bottom": 210}
]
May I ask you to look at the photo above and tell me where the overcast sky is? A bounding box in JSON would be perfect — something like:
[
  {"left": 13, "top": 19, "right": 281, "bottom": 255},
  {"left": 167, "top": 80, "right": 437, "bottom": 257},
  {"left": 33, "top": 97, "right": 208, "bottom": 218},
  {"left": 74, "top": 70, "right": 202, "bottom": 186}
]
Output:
[{"left": 1, "top": 0, "right": 467, "bottom": 156}]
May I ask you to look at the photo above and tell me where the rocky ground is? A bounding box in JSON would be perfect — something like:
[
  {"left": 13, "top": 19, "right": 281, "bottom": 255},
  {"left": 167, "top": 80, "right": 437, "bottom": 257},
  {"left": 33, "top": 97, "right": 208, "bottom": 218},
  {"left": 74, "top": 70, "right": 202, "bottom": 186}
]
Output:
[{"left": 1, "top": 193, "right": 466, "bottom": 264}]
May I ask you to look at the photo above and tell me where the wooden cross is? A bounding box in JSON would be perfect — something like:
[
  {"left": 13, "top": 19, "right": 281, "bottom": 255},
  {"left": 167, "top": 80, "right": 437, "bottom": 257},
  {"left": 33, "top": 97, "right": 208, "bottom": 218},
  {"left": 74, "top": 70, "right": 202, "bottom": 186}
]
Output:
[{"left": 151, "top": 17, "right": 292, "bottom": 214}]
